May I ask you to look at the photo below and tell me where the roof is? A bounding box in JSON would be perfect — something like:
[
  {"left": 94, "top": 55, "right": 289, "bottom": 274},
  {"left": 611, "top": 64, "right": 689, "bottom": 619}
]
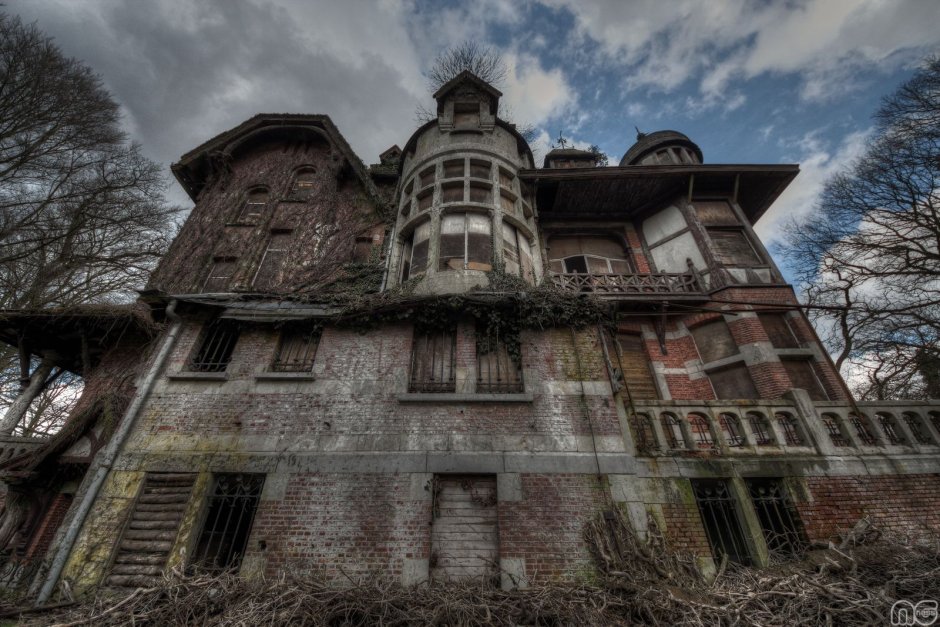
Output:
[
  {"left": 171, "top": 114, "right": 381, "bottom": 204},
  {"left": 520, "top": 163, "right": 799, "bottom": 224},
  {"left": 399, "top": 117, "right": 534, "bottom": 177},
  {"left": 432, "top": 70, "right": 503, "bottom": 102},
  {"left": 543, "top": 148, "right": 597, "bottom": 168},
  {"left": 620, "top": 130, "right": 703, "bottom": 166}
]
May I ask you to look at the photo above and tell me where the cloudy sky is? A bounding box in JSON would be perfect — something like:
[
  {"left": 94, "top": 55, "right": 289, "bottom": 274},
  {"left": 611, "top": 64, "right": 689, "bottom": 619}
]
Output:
[{"left": 9, "top": 0, "right": 940, "bottom": 256}]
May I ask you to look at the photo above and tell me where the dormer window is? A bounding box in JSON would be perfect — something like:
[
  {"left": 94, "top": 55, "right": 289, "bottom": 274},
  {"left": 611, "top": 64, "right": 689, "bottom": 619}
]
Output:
[
  {"left": 454, "top": 101, "right": 481, "bottom": 128},
  {"left": 237, "top": 187, "right": 268, "bottom": 223},
  {"left": 292, "top": 168, "right": 317, "bottom": 198}
]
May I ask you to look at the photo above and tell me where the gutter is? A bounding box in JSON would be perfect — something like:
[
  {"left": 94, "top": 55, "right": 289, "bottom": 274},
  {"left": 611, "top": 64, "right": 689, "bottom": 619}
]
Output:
[{"left": 35, "top": 300, "right": 183, "bottom": 605}]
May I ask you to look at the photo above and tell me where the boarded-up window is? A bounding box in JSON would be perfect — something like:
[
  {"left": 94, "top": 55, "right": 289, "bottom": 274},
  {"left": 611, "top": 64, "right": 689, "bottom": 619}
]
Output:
[
  {"left": 501, "top": 222, "right": 533, "bottom": 281},
  {"left": 468, "top": 182, "right": 491, "bottom": 203},
  {"left": 431, "top": 476, "right": 498, "bottom": 583},
  {"left": 253, "top": 231, "right": 292, "bottom": 289},
  {"left": 237, "top": 188, "right": 268, "bottom": 223},
  {"left": 419, "top": 167, "right": 435, "bottom": 188},
  {"left": 608, "top": 332, "right": 658, "bottom": 400},
  {"left": 416, "top": 189, "right": 433, "bottom": 212},
  {"left": 401, "top": 221, "right": 430, "bottom": 281},
  {"left": 758, "top": 313, "right": 800, "bottom": 349},
  {"left": 441, "top": 182, "right": 464, "bottom": 203},
  {"left": 292, "top": 168, "right": 317, "bottom": 197},
  {"left": 499, "top": 190, "right": 516, "bottom": 213},
  {"left": 498, "top": 168, "right": 514, "bottom": 189},
  {"left": 271, "top": 324, "right": 321, "bottom": 372},
  {"left": 443, "top": 159, "right": 464, "bottom": 179},
  {"left": 203, "top": 258, "right": 236, "bottom": 292},
  {"left": 192, "top": 474, "right": 264, "bottom": 573},
  {"left": 469, "top": 160, "right": 490, "bottom": 179},
  {"left": 454, "top": 102, "right": 481, "bottom": 128},
  {"left": 690, "top": 319, "right": 738, "bottom": 363},
  {"left": 410, "top": 328, "right": 456, "bottom": 392},
  {"left": 694, "top": 201, "right": 739, "bottom": 226},
  {"left": 107, "top": 473, "right": 196, "bottom": 587},
  {"left": 708, "top": 363, "right": 759, "bottom": 399},
  {"left": 476, "top": 327, "right": 523, "bottom": 393},
  {"left": 708, "top": 229, "right": 762, "bottom": 266},
  {"left": 782, "top": 359, "right": 828, "bottom": 400},
  {"left": 439, "top": 213, "right": 492, "bottom": 272}
]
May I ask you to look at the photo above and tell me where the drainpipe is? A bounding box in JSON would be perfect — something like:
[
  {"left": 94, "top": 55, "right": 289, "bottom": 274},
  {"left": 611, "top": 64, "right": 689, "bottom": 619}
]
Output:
[{"left": 36, "top": 299, "right": 183, "bottom": 605}]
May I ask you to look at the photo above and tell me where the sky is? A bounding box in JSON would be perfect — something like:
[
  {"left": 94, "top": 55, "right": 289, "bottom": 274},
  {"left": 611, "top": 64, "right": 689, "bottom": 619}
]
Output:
[{"left": 9, "top": 0, "right": 940, "bottom": 256}]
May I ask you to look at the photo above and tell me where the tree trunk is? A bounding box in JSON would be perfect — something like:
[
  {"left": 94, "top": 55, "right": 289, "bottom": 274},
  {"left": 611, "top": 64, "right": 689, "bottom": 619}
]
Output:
[{"left": 0, "top": 359, "right": 53, "bottom": 436}]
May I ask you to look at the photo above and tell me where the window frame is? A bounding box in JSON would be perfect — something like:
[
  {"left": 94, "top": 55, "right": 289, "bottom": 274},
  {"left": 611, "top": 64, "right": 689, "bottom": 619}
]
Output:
[
  {"left": 236, "top": 186, "right": 269, "bottom": 224},
  {"left": 271, "top": 323, "right": 322, "bottom": 372}
]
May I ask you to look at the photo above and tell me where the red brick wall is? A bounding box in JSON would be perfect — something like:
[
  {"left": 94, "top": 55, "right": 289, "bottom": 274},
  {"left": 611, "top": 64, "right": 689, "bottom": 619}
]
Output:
[
  {"left": 797, "top": 474, "right": 940, "bottom": 541},
  {"left": 500, "top": 474, "right": 607, "bottom": 582},
  {"left": 660, "top": 501, "right": 712, "bottom": 557}
]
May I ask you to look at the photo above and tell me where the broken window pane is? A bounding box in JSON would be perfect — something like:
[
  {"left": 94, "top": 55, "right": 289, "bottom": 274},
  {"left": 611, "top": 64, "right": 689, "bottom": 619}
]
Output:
[
  {"left": 439, "top": 213, "right": 492, "bottom": 271},
  {"left": 402, "top": 221, "right": 430, "bottom": 281}
]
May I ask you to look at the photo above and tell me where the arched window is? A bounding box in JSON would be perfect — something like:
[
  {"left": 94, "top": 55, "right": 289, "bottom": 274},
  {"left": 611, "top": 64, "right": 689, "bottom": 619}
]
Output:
[
  {"left": 439, "top": 212, "right": 492, "bottom": 272},
  {"left": 237, "top": 187, "right": 268, "bottom": 223},
  {"left": 292, "top": 168, "right": 317, "bottom": 197}
]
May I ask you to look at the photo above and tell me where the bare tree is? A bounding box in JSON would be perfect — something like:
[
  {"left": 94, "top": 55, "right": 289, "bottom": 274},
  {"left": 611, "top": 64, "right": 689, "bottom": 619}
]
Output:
[
  {"left": 784, "top": 56, "right": 940, "bottom": 399},
  {"left": 0, "top": 14, "right": 180, "bottom": 432},
  {"left": 426, "top": 41, "right": 507, "bottom": 93}
]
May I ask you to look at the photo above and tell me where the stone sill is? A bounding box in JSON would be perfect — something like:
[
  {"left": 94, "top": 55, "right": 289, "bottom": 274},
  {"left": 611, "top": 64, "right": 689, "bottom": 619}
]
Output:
[
  {"left": 397, "top": 393, "right": 533, "bottom": 403},
  {"left": 254, "top": 372, "right": 316, "bottom": 382},
  {"left": 167, "top": 372, "right": 228, "bottom": 382}
]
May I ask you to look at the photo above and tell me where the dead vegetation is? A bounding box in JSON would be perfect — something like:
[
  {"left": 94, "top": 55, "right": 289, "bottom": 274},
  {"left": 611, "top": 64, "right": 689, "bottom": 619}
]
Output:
[{"left": 8, "top": 509, "right": 939, "bottom": 626}]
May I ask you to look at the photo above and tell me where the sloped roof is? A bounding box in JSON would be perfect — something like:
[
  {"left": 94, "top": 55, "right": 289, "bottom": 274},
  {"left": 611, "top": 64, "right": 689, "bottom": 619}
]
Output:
[{"left": 432, "top": 70, "right": 503, "bottom": 102}]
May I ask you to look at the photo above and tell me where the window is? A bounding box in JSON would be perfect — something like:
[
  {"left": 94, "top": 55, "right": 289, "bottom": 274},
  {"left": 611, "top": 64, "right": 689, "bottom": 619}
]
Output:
[
  {"left": 443, "top": 159, "right": 464, "bottom": 178},
  {"left": 190, "top": 319, "right": 240, "bottom": 372},
  {"left": 708, "top": 364, "right": 759, "bottom": 400},
  {"left": 781, "top": 359, "right": 828, "bottom": 400},
  {"left": 439, "top": 213, "right": 492, "bottom": 272},
  {"left": 692, "top": 479, "right": 752, "bottom": 565},
  {"left": 719, "top": 413, "right": 744, "bottom": 447},
  {"left": 632, "top": 414, "right": 656, "bottom": 453},
  {"left": 475, "top": 327, "right": 523, "bottom": 393},
  {"left": 661, "top": 414, "right": 684, "bottom": 449},
  {"left": 877, "top": 413, "right": 905, "bottom": 445},
  {"left": 748, "top": 413, "right": 774, "bottom": 446},
  {"left": 498, "top": 168, "right": 514, "bottom": 189},
  {"left": 904, "top": 413, "right": 934, "bottom": 445},
  {"left": 454, "top": 102, "right": 481, "bottom": 128},
  {"left": 468, "top": 182, "right": 491, "bottom": 203},
  {"left": 237, "top": 188, "right": 268, "bottom": 223},
  {"left": 271, "top": 324, "right": 321, "bottom": 372},
  {"left": 689, "top": 414, "right": 715, "bottom": 449},
  {"left": 758, "top": 313, "right": 800, "bottom": 349},
  {"left": 419, "top": 166, "right": 435, "bottom": 188},
  {"left": 708, "top": 230, "right": 762, "bottom": 266},
  {"left": 291, "top": 168, "right": 317, "bottom": 198},
  {"left": 822, "top": 414, "right": 850, "bottom": 447},
  {"left": 409, "top": 328, "right": 457, "bottom": 392},
  {"left": 776, "top": 413, "right": 804, "bottom": 446},
  {"left": 416, "top": 189, "right": 433, "bottom": 212},
  {"left": 501, "top": 223, "right": 534, "bottom": 282},
  {"left": 401, "top": 221, "right": 430, "bottom": 281},
  {"left": 547, "top": 235, "right": 632, "bottom": 275},
  {"left": 441, "top": 182, "right": 463, "bottom": 203},
  {"left": 253, "top": 231, "right": 292, "bottom": 289},
  {"left": 469, "top": 159, "right": 490, "bottom": 179},
  {"left": 606, "top": 332, "right": 658, "bottom": 401},
  {"left": 746, "top": 478, "right": 806, "bottom": 556},
  {"left": 499, "top": 190, "right": 516, "bottom": 213},
  {"left": 192, "top": 474, "right": 264, "bottom": 573},
  {"left": 690, "top": 319, "right": 738, "bottom": 363},
  {"left": 203, "top": 258, "right": 236, "bottom": 292}
]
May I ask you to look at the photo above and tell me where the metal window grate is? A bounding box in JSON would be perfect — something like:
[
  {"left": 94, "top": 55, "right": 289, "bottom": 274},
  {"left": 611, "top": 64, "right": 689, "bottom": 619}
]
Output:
[
  {"left": 746, "top": 478, "right": 806, "bottom": 556},
  {"left": 692, "top": 480, "right": 752, "bottom": 565},
  {"left": 632, "top": 414, "right": 656, "bottom": 453},
  {"left": 775, "top": 413, "right": 803, "bottom": 446},
  {"left": 850, "top": 415, "right": 877, "bottom": 445},
  {"left": 661, "top": 414, "right": 683, "bottom": 449},
  {"left": 192, "top": 474, "right": 264, "bottom": 572},
  {"left": 822, "top": 415, "right": 849, "bottom": 447},
  {"left": 409, "top": 329, "right": 457, "bottom": 392},
  {"left": 476, "top": 328, "right": 523, "bottom": 394},
  {"left": 272, "top": 325, "right": 320, "bottom": 372},
  {"left": 904, "top": 414, "right": 933, "bottom": 445},
  {"left": 689, "top": 414, "right": 715, "bottom": 449},
  {"left": 719, "top": 413, "right": 744, "bottom": 447},
  {"left": 748, "top": 413, "right": 774, "bottom": 446},
  {"left": 190, "top": 320, "right": 240, "bottom": 372},
  {"left": 877, "top": 414, "right": 903, "bottom": 445}
]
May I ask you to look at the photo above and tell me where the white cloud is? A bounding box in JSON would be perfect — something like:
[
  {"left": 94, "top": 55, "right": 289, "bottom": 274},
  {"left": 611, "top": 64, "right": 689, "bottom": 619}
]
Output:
[
  {"left": 755, "top": 128, "right": 872, "bottom": 244},
  {"left": 500, "top": 52, "right": 576, "bottom": 126}
]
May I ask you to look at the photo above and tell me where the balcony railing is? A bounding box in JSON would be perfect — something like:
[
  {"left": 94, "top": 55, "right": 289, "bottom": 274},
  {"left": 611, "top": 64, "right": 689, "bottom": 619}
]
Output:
[
  {"left": 0, "top": 435, "right": 46, "bottom": 465},
  {"left": 551, "top": 270, "right": 703, "bottom": 296},
  {"left": 628, "top": 399, "right": 940, "bottom": 458}
]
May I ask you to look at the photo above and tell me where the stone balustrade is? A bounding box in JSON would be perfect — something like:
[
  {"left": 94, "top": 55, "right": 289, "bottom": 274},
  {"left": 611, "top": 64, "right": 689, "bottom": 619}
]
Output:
[
  {"left": 629, "top": 395, "right": 940, "bottom": 458},
  {"left": 0, "top": 435, "right": 46, "bottom": 464}
]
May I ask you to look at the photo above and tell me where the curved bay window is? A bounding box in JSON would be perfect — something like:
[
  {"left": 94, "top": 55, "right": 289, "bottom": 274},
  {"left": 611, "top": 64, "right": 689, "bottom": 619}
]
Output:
[
  {"left": 501, "top": 222, "right": 533, "bottom": 282},
  {"left": 401, "top": 221, "right": 431, "bottom": 281},
  {"left": 439, "top": 212, "right": 492, "bottom": 272},
  {"left": 548, "top": 235, "right": 633, "bottom": 275}
]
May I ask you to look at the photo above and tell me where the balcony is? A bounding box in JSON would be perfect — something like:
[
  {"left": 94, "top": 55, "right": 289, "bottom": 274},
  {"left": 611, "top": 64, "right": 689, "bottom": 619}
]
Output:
[
  {"left": 550, "top": 270, "right": 703, "bottom": 297},
  {"left": 0, "top": 435, "right": 46, "bottom": 465},
  {"left": 627, "top": 398, "right": 940, "bottom": 459}
]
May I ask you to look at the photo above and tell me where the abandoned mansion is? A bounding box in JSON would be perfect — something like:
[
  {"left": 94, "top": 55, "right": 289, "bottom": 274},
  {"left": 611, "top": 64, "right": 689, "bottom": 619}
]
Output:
[{"left": 1, "top": 71, "right": 939, "bottom": 600}]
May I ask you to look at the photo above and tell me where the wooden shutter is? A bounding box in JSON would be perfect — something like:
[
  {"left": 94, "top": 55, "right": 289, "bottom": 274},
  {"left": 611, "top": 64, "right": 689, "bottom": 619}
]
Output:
[
  {"left": 431, "top": 476, "right": 498, "bottom": 583},
  {"left": 107, "top": 473, "right": 196, "bottom": 587},
  {"left": 612, "top": 333, "right": 658, "bottom": 400}
]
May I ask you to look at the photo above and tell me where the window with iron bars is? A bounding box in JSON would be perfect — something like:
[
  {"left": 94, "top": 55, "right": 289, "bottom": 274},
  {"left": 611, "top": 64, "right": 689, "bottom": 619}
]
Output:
[
  {"left": 748, "top": 413, "right": 774, "bottom": 446},
  {"left": 191, "top": 474, "right": 264, "bottom": 572},
  {"left": 409, "top": 328, "right": 457, "bottom": 392},
  {"left": 689, "top": 414, "right": 716, "bottom": 450},
  {"left": 775, "top": 413, "right": 804, "bottom": 446},
  {"left": 746, "top": 478, "right": 807, "bottom": 556},
  {"left": 719, "top": 413, "right": 744, "bottom": 447},
  {"left": 851, "top": 415, "right": 877, "bottom": 445},
  {"left": 822, "top": 414, "right": 849, "bottom": 447},
  {"left": 271, "top": 324, "right": 321, "bottom": 372},
  {"left": 189, "top": 319, "right": 240, "bottom": 372},
  {"left": 877, "top": 414, "right": 904, "bottom": 445},
  {"left": 691, "top": 479, "right": 752, "bottom": 565},
  {"left": 904, "top": 414, "right": 934, "bottom": 445},
  {"left": 475, "top": 327, "right": 523, "bottom": 394}
]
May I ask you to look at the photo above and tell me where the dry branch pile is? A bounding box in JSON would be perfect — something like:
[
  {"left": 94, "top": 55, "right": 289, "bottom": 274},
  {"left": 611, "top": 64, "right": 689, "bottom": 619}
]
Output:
[{"left": 12, "top": 510, "right": 940, "bottom": 626}]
